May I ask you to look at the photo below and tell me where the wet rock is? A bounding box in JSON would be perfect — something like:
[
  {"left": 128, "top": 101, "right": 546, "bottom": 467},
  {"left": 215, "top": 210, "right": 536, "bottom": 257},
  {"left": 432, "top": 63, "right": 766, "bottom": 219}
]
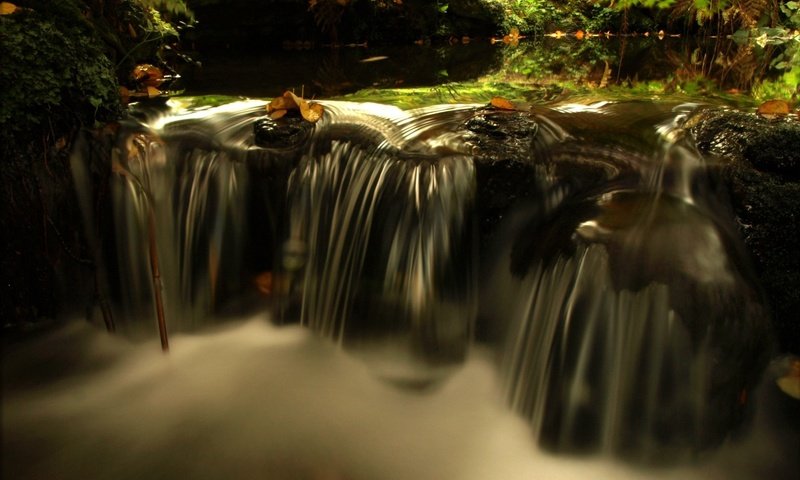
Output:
[
  {"left": 690, "top": 109, "right": 800, "bottom": 354},
  {"left": 253, "top": 115, "right": 315, "bottom": 150},
  {"left": 464, "top": 111, "right": 541, "bottom": 247}
]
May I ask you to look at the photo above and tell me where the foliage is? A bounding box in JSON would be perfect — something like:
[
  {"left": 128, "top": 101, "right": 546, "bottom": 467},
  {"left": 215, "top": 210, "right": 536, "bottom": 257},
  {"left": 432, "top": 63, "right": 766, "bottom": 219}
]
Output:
[
  {"left": 0, "top": 0, "right": 194, "bottom": 143},
  {"left": 137, "top": 0, "right": 193, "bottom": 19},
  {"left": 0, "top": 3, "right": 121, "bottom": 141}
]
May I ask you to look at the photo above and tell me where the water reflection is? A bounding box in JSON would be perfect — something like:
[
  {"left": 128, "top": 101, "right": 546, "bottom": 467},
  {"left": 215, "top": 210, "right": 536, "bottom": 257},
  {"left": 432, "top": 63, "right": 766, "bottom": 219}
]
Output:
[{"left": 183, "top": 37, "right": 785, "bottom": 101}]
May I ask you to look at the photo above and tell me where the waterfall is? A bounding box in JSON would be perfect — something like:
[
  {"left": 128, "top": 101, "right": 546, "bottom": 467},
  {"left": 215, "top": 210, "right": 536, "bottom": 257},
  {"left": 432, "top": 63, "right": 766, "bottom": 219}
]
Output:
[
  {"left": 279, "top": 102, "right": 479, "bottom": 386},
  {"left": 485, "top": 103, "right": 771, "bottom": 462},
  {"left": 66, "top": 98, "right": 773, "bottom": 465},
  {"left": 71, "top": 101, "right": 266, "bottom": 341}
]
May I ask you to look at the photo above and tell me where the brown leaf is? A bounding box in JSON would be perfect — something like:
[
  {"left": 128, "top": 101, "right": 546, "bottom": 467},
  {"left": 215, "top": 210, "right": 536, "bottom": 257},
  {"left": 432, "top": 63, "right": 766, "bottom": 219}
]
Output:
[
  {"left": 54, "top": 136, "right": 68, "bottom": 151},
  {"left": 146, "top": 86, "right": 161, "bottom": 98},
  {"left": 133, "top": 64, "right": 164, "bottom": 87},
  {"left": 267, "top": 92, "right": 298, "bottom": 113},
  {"left": 269, "top": 109, "right": 288, "bottom": 120},
  {"left": 0, "top": 2, "right": 19, "bottom": 14},
  {"left": 300, "top": 101, "right": 324, "bottom": 123},
  {"left": 490, "top": 97, "right": 515, "bottom": 110},
  {"left": 757, "top": 99, "right": 790, "bottom": 117},
  {"left": 288, "top": 91, "right": 325, "bottom": 123},
  {"left": 266, "top": 91, "right": 324, "bottom": 123}
]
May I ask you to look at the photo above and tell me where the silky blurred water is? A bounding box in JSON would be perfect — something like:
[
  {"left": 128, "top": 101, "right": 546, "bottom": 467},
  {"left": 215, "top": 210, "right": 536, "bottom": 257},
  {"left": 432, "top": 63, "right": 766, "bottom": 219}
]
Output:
[
  {"left": 13, "top": 97, "right": 797, "bottom": 479},
  {"left": 2, "top": 318, "right": 797, "bottom": 480}
]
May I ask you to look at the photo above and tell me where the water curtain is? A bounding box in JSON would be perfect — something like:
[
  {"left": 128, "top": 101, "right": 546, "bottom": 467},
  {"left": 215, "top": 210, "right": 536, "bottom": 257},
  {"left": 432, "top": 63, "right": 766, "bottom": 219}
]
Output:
[
  {"left": 70, "top": 99, "right": 771, "bottom": 461},
  {"left": 280, "top": 102, "right": 479, "bottom": 384},
  {"left": 490, "top": 102, "right": 770, "bottom": 460}
]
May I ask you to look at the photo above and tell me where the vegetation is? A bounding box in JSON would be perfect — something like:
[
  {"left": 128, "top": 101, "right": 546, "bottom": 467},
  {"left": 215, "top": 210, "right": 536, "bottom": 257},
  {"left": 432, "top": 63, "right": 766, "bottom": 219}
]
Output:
[
  {"left": 1, "top": 0, "right": 797, "bottom": 329},
  {"left": 1, "top": 0, "right": 192, "bottom": 329}
]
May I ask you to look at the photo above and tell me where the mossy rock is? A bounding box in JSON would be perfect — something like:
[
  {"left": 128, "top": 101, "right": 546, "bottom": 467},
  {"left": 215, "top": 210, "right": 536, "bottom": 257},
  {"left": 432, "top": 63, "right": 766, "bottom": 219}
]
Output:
[{"left": 690, "top": 109, "right": 800, "bottom": 354}]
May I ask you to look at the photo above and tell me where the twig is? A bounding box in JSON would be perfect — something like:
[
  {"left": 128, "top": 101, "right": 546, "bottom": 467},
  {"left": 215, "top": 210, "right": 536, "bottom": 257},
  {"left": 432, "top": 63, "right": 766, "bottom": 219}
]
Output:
[{"left": 147, "top": 203, "right": 169, "bottom": 352}]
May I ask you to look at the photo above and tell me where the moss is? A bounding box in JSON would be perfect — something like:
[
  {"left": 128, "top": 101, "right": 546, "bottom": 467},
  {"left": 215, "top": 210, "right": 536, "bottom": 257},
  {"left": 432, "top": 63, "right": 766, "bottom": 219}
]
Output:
[
  {"left": 0, "top": 3, "right": 122, "bottom": 144},
  {"left": 1, "top": 0, "right": 188, "bottom": 331}
]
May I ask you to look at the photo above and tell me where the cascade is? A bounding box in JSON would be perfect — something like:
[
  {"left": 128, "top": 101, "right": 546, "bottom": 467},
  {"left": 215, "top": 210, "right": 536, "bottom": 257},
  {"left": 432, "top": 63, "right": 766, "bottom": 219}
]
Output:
[{"left": 56, "top": 98, "right": 779, "bottom": 474}]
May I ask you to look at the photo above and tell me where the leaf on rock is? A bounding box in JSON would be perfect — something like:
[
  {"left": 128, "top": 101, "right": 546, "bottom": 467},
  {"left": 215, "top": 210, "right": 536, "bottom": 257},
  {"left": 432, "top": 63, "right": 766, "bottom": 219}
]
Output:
[
  {"left": 757, "top": 99, "right": 790, "bottom": 117},
  {"left": 267, "top": 91, "right": 325, "bottom": 123},
  {"left": 269, "top": 109, "right": 288, "bottom": 120},
  {"left": 133, "top": 64, "right": 164, "bottom": 87},
  {"left": 301, "top": 100, "right": 324, "bottom": 123},
  {"left": 267, "top": 92, "right": 298, "bottom": 113},
  {"left": 490, "top": 96, "right": 516, "bottom": 110}
]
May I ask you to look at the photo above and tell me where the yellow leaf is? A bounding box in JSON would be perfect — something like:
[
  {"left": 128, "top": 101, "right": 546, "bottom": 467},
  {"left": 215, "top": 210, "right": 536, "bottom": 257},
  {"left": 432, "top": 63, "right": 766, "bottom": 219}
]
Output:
[
  {"left": 146, "top": 86, "right": 161, "bottom": 98},
  {"left": 302, "top": 101, "right": 324, "bottom": 123},
  {"left": 286, "top": 91, "right": 325, "bottom": 123},
  {"left": 266, "top": 91, "right": 324, "bottom": 123},
  {"left": 490, "top": 97, "right": 515, "bottom": 110},
  {"left": 269, "top": 109, "right": 288, "bottom": 120},
  {"left": 267, "top": 93, "right": 297, "bottom": 113},
  {"left": 757, "top": 99, "right": 790, "bottom": 117},
  {"left": 0, "top": 2, "right": 19, "bottom": 15}
]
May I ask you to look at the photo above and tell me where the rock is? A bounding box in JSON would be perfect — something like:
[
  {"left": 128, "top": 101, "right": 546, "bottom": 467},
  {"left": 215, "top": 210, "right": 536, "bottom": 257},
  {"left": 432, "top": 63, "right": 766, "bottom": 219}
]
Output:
[{"left": 690, "top": 109, "right": 800, "bottom": 354}]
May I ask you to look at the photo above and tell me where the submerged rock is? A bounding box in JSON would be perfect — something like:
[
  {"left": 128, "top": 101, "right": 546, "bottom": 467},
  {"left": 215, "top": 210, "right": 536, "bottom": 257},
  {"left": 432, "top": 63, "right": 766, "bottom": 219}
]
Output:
[{"left": 690, "top": 109, "right": 800, "bottom": 354}]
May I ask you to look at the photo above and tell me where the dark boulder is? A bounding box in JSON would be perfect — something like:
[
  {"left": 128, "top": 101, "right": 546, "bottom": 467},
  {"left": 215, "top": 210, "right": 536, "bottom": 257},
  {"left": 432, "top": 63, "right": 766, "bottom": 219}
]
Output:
[{"left": 690, "top": 109, "right": 800, "bottom": 354}]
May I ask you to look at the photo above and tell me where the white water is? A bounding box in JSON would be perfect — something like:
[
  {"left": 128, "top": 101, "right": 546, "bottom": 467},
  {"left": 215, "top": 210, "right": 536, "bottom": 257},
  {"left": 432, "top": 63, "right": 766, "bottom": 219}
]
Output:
[
  {"left": 2, "top": 318, "right": 794, "bottom": 480},
  {"left": 48, "top": 98, "right": 797, "bottom": 479}
]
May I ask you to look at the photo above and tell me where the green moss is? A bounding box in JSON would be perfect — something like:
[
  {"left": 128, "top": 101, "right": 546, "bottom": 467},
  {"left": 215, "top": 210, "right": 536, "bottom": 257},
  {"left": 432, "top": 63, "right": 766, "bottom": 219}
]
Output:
[{"left": 0, "top": 4, "right": 122, "bottom": 143}]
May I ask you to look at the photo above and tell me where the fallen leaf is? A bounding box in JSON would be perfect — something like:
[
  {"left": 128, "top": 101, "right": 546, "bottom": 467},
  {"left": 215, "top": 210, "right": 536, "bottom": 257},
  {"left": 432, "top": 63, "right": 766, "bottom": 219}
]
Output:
[
  {"left": 133, "top": 64, "right": 164, "bottom": 87},
  {"left": 146, "top": 86, "right": 161, "bottom": 98},
  {"left": 776, "top": 359, "right": 800, "bottom": 399},
  {"left": 267, "top": 92, "right": 298, "bottom": 113},
  {"left": 302, "top": 101, "right": 324, "bottom": 122},
  {"left": 271, "top": 91, "right": 325, "bottom": 123},
  {"left": 490, "top": 96, "right": 515, "bottom": 110},
  {"left": 254, "top": 271, "right": 290, "bottom": 296},
  {"left": 288, "top": 91, "right": 324, "bottom": 123},
  {"left": 0, "top": 2, "right": 18, "bottom": 14},
  {"left": 757, "top": 99, "right": 790, "bottom": 117},
  {"left": 269, "top": 109, "right": 288, "bottom": 120}
]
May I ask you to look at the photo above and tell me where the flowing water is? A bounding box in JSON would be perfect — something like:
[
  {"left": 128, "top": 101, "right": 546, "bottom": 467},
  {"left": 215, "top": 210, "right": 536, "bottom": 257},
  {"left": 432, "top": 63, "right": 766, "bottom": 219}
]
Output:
[{"left": 4, "top": 97, "right": 798, "bottom": 479}]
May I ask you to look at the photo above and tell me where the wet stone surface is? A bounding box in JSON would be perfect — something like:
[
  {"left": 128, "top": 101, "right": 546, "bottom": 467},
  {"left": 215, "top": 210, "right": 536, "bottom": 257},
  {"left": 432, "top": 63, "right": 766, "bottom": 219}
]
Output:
[{"left": 690, "top": 109, "right": 800, "bottom": 354}]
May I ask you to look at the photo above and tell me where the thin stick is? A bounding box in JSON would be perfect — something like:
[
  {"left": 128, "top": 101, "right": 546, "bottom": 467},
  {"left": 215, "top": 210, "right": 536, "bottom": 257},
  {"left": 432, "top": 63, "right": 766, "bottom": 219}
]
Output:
[{"left": 147, "top": 206, "right": 169, "bottom": 352}]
